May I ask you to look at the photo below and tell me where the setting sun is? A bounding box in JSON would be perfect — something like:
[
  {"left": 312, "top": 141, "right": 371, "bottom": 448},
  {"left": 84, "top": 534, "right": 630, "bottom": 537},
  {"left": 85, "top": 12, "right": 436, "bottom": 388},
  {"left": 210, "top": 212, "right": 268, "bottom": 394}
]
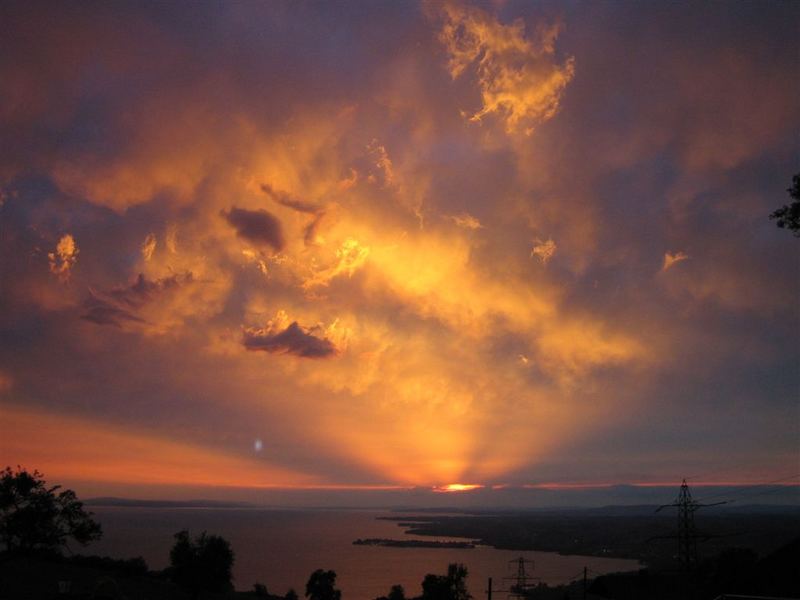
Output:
[{"left": 434, "top": 484, "right": 485, "bottom": 493}]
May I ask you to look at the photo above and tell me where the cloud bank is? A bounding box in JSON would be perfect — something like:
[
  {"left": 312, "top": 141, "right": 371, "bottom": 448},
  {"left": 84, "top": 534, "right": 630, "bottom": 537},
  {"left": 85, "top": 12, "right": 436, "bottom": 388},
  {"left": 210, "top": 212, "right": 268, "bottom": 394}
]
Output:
[{"left": 0, "top": 1, "right": 797, "bottom": 495}]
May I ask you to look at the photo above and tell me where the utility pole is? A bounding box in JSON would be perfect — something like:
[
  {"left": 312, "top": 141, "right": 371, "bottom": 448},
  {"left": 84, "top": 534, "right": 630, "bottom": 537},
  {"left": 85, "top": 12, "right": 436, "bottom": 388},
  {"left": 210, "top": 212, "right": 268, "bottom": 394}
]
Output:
[
  {"left": 655, "top": 479, "right": 727, "bottom": 570},
  {"left": 486, "top": 577, "right": 492, "bottom": 600},
  {"left": 582, "top": 566, "right": 587, "bottom": 600}
]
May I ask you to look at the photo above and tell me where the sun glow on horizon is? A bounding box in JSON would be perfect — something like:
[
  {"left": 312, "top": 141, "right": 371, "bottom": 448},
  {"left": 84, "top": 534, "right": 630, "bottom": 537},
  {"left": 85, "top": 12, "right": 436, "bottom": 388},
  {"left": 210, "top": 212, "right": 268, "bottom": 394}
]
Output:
[{"left": 433, "top": 483, "right": 485, "bottom": 493}]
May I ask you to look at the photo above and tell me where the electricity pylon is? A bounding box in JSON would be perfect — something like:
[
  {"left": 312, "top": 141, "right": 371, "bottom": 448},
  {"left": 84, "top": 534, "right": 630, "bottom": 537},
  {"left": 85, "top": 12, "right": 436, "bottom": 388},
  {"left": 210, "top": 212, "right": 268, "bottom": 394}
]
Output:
[
  {"left": 655, "top": 478, "right": 727, "bottom": 569},
  {"left": 505, "top": 557, "right": 538, "bottom": 599}
]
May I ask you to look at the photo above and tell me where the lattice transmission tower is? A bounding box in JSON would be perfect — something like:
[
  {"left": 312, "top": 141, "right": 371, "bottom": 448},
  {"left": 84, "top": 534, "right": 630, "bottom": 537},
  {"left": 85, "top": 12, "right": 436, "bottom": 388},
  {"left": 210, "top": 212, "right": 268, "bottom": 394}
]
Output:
[
  {"left": 505, "top": 556, "right": 538, "bottom": 599},
  {"left": 655, "top": 478, "right": 726, "bottom": 569}
]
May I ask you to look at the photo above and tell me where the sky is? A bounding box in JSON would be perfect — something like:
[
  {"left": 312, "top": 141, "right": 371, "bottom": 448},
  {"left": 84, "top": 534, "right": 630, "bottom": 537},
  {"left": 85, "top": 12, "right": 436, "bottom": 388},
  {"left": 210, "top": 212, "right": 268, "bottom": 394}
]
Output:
[{"left": 1, "top": 1, "right": 798, "bottom": 506}]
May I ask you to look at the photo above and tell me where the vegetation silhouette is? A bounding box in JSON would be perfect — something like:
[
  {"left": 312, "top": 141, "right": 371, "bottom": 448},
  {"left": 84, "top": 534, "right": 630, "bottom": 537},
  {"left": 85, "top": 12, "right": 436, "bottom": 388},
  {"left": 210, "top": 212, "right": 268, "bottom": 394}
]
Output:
[
  {"left": 254, "top": 581, "right": 269, "bottom": 596},
  {"left": 0, "top": 466, "right": 102, "bottom": 554},
  {"left": 420, "top": 563, "right": 471, "bottom": 600},
  {"left": 770, "top": 172, "right": 800, "bottom": 236},
  {"left": 169, "top": 529, "right": 235, "bottom": 598},
  {"left": 373, "top": 583, "right": 407, "bottom": 600},
  {"left": 306, "top": 568, "right": 342, "bottom": 600}
]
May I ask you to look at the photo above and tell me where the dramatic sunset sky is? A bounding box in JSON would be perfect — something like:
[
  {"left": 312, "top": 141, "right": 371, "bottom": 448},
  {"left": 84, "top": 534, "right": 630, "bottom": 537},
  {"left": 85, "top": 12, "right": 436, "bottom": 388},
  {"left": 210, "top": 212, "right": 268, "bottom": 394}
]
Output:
[{"left": 1, "top": 1, "right": 798, "bottom": 504}]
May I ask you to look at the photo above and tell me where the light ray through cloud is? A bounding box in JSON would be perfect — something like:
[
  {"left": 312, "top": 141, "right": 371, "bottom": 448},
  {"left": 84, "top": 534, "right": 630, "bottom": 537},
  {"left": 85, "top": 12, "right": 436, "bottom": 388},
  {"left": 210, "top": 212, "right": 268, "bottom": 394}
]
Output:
[{"left": 0, "top": 1, "right": 797, "bottom": 501}]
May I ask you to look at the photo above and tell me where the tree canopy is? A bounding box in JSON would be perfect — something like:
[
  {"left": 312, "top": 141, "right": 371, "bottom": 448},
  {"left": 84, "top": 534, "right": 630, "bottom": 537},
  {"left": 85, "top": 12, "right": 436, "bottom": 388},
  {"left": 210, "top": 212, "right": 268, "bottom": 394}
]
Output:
[
  {"left": 306, "top": 569, "right": 342, "bottom": 600},
  {"left": 420, "top": 563, "right": 471, "bottom": 600},
  {"left": 374, "top": 584, "right": 407, "bottom": 600},
  {"left": 769, "top": 173, "right": 800, "bottom": 236},
  {"left": 169, "top": 529, "right": 235, "bottom": 598},
  {"left": 0, "top": 466, "right": 102, "bottom": 554}
]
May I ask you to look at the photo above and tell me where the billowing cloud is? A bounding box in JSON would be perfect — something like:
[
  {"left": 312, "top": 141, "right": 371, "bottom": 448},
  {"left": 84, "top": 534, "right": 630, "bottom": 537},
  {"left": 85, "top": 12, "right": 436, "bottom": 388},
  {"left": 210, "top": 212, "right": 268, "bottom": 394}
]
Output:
[
  {"left": 437, "top": 3, "right": 575, "bottom": 134},
  {"left": 141, "top": 233, "right": 157, "bottom": 261},
  {"left": 48, "top": 234, "right": 78, "bottom": 282},
  {"left": 223, "top": 207, "right": 285, "bottom": 251},
  {"left": 447, "top": 213, "right": 483, "bottom": 230},
  {"left": 302, "top": 238, "right": 370, "bottom": 289},
  {"left": 260, "top": 183, "right": 327, "bottom": 246},
  {"left": 662, "top": 251, "right": 689, "bottom": 272},
  {"left": 261, "top": 184, "right": 322, "bottom": 215},
  {"left": 0, "top": 2, "right": 797, "bottom": 496},
  {"left": 82, "top": 293, "right": 145, "bottom": 327},
  {"left": 243, "top": 312, "right": 338, "bottom": 359},
  {"left": 82, "top": 272, "right": 194, "bottom": 329},
  {"left": 303, "top": 213, "right": 327, "bottom": 247},
  {"left": 165, "top": 225, "right": 178, "bottom": 254},
  {"left": 531, "top": 238, "right": 557, "bottom": 264},
  {"left": 368, "top": 140, "right": 395, "bottom": 187}
]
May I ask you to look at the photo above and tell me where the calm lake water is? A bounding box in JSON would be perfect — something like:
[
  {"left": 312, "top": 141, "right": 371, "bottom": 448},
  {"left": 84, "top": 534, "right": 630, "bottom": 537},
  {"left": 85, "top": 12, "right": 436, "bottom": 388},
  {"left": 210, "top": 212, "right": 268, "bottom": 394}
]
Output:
[{"left": 85, "top": 508, "right": 640, "bottom": 599}]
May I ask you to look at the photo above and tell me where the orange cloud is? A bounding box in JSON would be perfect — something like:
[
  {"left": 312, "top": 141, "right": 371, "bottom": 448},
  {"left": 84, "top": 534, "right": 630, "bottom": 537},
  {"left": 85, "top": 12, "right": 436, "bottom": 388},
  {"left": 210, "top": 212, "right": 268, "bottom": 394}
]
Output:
[
  {"left": 662, "top": 251, "right": 689, "bottom": 272},
  {"left": 302, "top": 238, "right": 371, "bottom": 289},
  {"left": 141, "top": 233, "right": 157, "bottom": 261},
  {"left": 437, "top": 3, "right": 575, "bottom": 134},
  {"left": 446, "top": 213, "right": 484, "bottom": 230},
  {"left": 531, "top": 238, "right": 557, "bottom": 264},
  {"left": 2, "top": 2, "right": 795, "bottom": 495},
  {"left": 48, "top": 234, "right": 78, "bottom": 282},
  {"left": 0, "top": 403, "right": 315, "bottom": 488}
]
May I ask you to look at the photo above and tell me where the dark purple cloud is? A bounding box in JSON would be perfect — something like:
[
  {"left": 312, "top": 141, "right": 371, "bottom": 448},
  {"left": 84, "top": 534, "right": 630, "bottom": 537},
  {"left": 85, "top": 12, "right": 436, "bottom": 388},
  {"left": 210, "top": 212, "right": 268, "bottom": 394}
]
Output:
[
  {"left": 82, "top": 294, "right": 145, "bottom": 327},
  {"left": 243, "top": 322, "right": 337, "bottom": 358},
  {"left": 223, "top": 207, "right": 285, "bottom": 251},
  {"left": 261, "top": 184, "right": 322, "bottom": 214},
  {"left": 82, "top": 272, "right": 193, "bottom": 327}
]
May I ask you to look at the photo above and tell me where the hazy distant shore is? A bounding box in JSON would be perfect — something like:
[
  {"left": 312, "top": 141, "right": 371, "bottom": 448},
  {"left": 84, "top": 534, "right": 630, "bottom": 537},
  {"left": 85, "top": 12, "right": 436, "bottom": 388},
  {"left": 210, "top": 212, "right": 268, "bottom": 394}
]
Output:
[{"left": 353, "top": 538, "right": 477, "bottom": 549}]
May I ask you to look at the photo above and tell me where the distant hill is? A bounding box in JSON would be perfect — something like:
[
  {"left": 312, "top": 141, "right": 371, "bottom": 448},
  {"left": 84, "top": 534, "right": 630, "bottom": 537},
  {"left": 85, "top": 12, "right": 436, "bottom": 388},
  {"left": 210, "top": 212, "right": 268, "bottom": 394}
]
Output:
[
  {"left": 390, "top": 503, "right": 800, "bottom": 517},
  {"left": 85, "top": 497, "right": 257, "bottom": 509}
]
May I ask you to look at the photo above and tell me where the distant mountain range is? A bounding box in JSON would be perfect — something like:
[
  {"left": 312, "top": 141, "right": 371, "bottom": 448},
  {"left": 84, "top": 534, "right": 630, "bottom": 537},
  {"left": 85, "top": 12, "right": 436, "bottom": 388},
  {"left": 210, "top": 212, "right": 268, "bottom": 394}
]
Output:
[
  {"left": 83, "top": 497, "right": 799, "bottom": 516},
  {"left": 84, "top": 497, "right": 257, "bottom": 509},
  {"left": 394, "top": 503, "right": 800, "bottom": 516}
]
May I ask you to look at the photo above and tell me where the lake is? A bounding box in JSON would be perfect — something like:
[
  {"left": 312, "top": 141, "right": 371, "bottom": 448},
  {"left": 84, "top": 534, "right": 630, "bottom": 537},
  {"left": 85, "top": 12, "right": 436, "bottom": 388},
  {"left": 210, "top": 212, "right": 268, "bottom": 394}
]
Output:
[{"left": 85, "top": 507, "right": 640, "bottom": 599}]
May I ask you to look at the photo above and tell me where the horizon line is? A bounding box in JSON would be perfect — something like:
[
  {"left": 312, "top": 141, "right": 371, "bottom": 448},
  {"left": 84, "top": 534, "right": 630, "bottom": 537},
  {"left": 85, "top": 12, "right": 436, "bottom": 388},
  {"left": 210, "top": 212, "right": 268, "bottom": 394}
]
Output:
[{"left": 75, "top": 479, "right": 800, "bottom": 494}]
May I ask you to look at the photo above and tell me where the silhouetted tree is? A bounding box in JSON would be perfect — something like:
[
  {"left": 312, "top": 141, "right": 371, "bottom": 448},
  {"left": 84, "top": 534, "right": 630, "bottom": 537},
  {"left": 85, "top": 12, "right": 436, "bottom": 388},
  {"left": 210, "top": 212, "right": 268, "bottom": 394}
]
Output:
[
  {"left": 388, "top": 585, "right": 406, "bottom": 600},
  {"left": 169, "top": 529, "right": 234, "bottom": 599},
  {"left": 306, "top": 569, "right": 341, "bottom": 600},
  {"left": 254, "top": 582, "right": 269, "bottom": 597},
  {"left": 421, "top": 563, "right": 471, "bottom": 600},
  {"left": 770, "top": 173, "right": 800, "bottom": 236},
  {"left": 0, "top": 466, "right": 102, "bottom": 554},
  {"left": 286, "top": 589, "right": 299, "bottom": 600},
  {"left": 374, "top": 584, "right": 406, "bottom": 600}
]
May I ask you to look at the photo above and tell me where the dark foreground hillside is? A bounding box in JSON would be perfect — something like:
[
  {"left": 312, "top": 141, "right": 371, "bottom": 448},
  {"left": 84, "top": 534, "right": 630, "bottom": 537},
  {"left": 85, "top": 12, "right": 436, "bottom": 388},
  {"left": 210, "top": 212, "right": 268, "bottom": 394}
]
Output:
[
  {"left": 588, "top": 537, "right": 800, "bottom": 600},
  {"left": 0, "top": 554, "right": 280, "bottom": 600},
  {"left": 2, "top": 540, "right": 798, "bottom": 600}
]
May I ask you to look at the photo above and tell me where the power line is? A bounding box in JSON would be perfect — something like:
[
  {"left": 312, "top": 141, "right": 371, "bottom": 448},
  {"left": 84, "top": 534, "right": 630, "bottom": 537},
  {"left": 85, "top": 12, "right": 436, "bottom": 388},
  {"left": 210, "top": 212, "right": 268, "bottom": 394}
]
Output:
[{"left": 694, "top": 474, "right": 800, "bottom": 503}]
